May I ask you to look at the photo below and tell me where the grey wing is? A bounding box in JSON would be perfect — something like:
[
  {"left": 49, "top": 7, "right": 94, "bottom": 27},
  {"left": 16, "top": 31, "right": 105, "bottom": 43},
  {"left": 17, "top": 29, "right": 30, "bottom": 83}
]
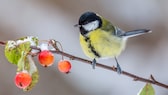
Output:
[
  {"left": 114, "top": 27, "right": 125, "bottom": 37},
  {"left": 114, "top": 26, "right": 151, "bottom": 38},
  {"left": 119, "top": 29, "right": 151, "bottom": 38}
]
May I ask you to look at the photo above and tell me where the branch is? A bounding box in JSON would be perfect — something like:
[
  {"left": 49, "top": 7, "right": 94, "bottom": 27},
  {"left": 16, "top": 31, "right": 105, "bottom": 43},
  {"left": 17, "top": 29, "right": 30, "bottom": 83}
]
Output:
[
  {"left": 1, "top": 40, "right": 168, "bottom": 89},
  {"left": 0, "top": 41, "right": 6, "bottom": 45},
  {"left": 34, "top": 47, "right": 168, "bottom": 89}
]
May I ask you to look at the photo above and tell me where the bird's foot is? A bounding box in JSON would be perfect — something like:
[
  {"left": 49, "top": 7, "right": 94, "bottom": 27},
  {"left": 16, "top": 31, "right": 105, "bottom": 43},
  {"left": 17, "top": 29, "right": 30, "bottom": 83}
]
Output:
[
  {"left": 116, "top": 63, "right": 122, "bottom": 74},
  {"left": 115, "top": 57, "right": 122, "bottom": 74},
  {"left": 92, "top": 58, "right": 96, "bottom": 69}
]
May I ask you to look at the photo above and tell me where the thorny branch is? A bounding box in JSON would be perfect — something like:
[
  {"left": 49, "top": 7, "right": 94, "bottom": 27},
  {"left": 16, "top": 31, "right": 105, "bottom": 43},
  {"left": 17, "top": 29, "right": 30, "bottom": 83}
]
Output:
[{"left": 1, "top": 40, "right": 168, "bottom": 89}]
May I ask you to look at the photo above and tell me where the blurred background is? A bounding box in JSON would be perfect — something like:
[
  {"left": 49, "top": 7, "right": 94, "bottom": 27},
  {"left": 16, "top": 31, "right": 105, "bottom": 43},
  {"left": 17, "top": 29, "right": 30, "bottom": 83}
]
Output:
[{"left": 0, "top": 0, "right": 168, "bottom": 95}]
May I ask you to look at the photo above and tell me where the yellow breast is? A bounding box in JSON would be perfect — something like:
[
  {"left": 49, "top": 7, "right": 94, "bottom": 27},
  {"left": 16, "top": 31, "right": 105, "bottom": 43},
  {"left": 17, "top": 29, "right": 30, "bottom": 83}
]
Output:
[{"left": 80, "top": 29, "right": 126, "bottom": 59}]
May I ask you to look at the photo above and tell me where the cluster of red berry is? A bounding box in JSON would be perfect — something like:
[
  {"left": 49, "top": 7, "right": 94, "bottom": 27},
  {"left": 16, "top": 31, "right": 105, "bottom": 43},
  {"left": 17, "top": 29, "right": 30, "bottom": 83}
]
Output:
[
  {"left": 14, "top": 41, "right": 71, "bottom": 89},
  {"left": 38, "top": 49, "right": 71, "bottom": 73}
]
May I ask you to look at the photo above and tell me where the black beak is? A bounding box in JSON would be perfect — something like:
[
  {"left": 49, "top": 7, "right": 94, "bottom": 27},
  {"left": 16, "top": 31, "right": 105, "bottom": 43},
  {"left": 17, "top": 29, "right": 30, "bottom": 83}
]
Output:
[{"left": 74, "top": 24, "right": 81, "bottom": 27}]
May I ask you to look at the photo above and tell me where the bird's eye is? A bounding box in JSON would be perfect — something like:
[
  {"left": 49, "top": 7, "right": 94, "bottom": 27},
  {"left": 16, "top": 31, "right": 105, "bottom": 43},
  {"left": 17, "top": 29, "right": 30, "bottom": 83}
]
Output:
[{"left": 83, "top": 21, "right": 89, "bottom": 25}]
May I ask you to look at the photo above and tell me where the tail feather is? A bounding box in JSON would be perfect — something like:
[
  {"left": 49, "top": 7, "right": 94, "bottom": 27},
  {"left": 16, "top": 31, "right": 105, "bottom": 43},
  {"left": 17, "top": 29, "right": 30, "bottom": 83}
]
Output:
[{"left": 120, "top": 29, "right": 152, "bottom": 38}]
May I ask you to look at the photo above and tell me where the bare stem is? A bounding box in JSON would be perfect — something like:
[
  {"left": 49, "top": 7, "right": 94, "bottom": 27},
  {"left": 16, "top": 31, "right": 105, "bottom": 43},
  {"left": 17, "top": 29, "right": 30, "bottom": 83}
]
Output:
[
  {"left": 52, "top": 50, "right": 168, "bottom": 89},
  {"left": 1, "top": 40, "right": 168, "bottom": 89},
  {"left": 0, "top": 41, "right": 6, "bottom": 45}
]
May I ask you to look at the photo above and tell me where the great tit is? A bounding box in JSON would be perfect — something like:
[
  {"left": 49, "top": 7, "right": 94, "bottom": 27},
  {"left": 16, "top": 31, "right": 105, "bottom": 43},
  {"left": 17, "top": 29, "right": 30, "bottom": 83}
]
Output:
[{"left": 75, "top": 11, "right": 151, "bottom": 74}]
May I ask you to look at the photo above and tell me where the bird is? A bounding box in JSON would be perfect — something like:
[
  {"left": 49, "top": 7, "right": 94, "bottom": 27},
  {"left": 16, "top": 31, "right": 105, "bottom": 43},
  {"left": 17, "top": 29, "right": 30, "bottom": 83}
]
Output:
[{"left": 75, "top": 11, "right": 151, "bottom": 74}]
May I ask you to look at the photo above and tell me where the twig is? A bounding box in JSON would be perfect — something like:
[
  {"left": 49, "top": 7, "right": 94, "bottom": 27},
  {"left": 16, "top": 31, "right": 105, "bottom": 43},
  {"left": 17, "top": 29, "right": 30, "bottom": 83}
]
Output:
[
  {"left": 52, "top": 50, "right": 168, "bottom": 89},
  {"left": 0, "top": 41, "right": 6, "bottom": 45},
  {"left": 1, "top": 40, "right": 168, "bottom": 89}
]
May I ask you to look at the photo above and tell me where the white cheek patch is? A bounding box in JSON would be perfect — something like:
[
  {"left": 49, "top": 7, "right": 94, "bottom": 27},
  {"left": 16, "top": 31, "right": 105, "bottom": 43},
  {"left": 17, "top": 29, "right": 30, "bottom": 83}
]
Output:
[{"left": 82, "top": 20, "right": 99, "bottom": 31}]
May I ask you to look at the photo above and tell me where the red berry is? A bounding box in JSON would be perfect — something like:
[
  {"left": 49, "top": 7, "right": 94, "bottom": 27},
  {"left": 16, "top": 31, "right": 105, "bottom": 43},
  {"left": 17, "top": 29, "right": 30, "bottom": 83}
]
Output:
[
  {"left": 38, "top": 50, "right": 54, "bottom": 67},
  {"left": 14, "top": 71, "right": 32, "bottom": 89},
  {"left": 58, "top": 60, "right": 71, "bottom": 73}
]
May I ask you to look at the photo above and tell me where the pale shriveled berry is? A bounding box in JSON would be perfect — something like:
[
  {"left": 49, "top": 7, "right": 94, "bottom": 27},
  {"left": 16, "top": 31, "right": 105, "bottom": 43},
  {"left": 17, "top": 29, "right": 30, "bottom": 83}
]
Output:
[
  {"left": 58, "top": 60, "right": 71, "bottom": 73},
  {"left": 14, "top": 71, "right": 32, "bottom": 89},
  {"left": 38, "top": 50, "right": 54, "bottom": 67}
]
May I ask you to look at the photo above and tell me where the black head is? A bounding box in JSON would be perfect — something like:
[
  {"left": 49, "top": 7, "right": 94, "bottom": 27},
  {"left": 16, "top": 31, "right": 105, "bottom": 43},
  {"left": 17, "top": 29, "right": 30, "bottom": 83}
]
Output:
[{"left": 77, "top": 12, "right": 102, "bottom": 36}]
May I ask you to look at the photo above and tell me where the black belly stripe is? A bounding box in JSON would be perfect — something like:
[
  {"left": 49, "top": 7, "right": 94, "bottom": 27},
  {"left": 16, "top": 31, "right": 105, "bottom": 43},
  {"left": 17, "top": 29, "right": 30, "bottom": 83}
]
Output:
[{"left": 85, "top": 37, "right": 101, "bottom": 58}]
